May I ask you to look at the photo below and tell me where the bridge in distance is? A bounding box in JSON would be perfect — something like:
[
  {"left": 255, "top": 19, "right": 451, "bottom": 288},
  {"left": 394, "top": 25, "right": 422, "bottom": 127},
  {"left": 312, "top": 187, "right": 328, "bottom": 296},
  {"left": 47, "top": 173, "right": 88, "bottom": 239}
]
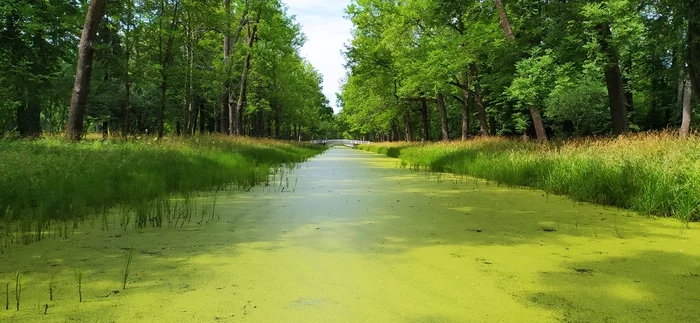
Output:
[{"left": 309, "top": 139, "right": 371, "bottom": 147}]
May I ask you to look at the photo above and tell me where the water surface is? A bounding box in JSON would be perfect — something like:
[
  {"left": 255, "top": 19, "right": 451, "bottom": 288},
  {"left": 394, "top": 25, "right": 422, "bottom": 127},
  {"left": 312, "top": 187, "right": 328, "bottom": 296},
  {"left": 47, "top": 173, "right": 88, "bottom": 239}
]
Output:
[{"left": 2, "top": 147, "right": 699, "bottom": 322}]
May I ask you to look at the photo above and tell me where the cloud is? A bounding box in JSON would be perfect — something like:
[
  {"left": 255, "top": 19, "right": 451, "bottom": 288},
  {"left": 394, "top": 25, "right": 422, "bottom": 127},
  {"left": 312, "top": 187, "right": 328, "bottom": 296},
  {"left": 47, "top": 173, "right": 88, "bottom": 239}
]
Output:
[{"left": 285, "top": 0, "right": 352, "bottom": 113}]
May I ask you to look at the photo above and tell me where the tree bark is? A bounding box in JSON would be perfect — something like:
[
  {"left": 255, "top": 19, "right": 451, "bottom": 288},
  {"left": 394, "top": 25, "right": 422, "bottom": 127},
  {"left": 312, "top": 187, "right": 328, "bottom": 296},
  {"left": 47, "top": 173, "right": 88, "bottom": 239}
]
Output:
[
  {"left": 622, "top": 59, "right": 634, "bottom": 112},
  {"left": 65, "top": 0, "right": 106, "bottom": 141},
  {"left": 420, "top": 96, "right": 430, "bottom": 140},
  {"left": 460, "top": 71, "right": 470, "bottom": 141},
  {"left": 470, "top": 64, "right": 489, "bottom": 136},
  {"left": 436, "top": 93, "right": 449, "bottom": 141},
  {"left": 494, "top": 0, "right": 514, "bottom": 41},
  {"left": 529, "top": 107, "right": 547, "bottom": 142},
  {"left": 597, "top": 24, "right": 629, "bottom": 135},
  {"left": 680, "top": 77, "right": 693, "bottom": 137},
  {"left": 234, "top": 21, "right": 258, "bottom": 136}
]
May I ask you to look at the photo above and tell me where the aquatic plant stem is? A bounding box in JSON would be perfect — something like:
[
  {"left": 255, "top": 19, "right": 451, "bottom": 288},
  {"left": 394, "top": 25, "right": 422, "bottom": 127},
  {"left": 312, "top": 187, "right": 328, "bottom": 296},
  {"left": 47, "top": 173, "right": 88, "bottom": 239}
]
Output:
[
  {"left": 15, "top": 271, "right": 20, "bottom": 310},
  {"left": 123, "top": 247, "right": 133, "bottom": 290},
  {"left": 78, "top": 270, "right": 82, "bottom": 303}
]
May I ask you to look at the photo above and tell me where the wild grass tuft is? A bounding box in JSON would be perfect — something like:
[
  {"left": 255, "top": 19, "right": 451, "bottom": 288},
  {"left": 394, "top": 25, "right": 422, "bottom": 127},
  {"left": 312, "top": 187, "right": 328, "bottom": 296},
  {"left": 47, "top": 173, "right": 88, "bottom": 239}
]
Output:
[
  {"left": 358, "top": 133, "right": 700, "bottom": 222},
  {"left": 0, "top": 135, "right": 325, "bottom": 245}
]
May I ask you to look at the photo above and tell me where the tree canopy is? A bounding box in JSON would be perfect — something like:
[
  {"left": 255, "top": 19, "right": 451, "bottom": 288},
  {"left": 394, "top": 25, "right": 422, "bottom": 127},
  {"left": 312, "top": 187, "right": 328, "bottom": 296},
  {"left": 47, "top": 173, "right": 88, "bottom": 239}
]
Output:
[
  {"left": 339, "top": 0, "right": 699, "bottom": 141},
  {"left": 1, "top": 0, "right": 333, "bottom": 140}
]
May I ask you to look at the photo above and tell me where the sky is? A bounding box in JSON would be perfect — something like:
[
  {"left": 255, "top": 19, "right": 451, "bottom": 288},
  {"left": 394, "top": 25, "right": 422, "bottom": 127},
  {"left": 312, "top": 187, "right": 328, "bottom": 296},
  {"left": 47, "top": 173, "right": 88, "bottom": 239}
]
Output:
[{"left": 284, "top": 0, "right": 353, "bottom": 114}]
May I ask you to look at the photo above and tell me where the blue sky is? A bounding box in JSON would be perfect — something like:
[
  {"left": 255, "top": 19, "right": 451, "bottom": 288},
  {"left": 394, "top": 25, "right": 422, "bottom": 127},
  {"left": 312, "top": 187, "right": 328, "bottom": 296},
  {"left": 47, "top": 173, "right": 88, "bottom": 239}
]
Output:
[{"left": 284, "top": 0, "right": 352, "bottom": 113}]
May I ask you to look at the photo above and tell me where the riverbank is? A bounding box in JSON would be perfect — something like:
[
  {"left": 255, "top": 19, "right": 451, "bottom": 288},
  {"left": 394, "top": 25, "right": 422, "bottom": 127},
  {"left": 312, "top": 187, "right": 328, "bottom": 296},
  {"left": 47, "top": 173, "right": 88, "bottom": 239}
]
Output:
[
  {"left": 357, "top": 133, "right": 700, "bottom": 222},
  {"left": 0, "top": 136, "right": 325, "bottom": 245}
]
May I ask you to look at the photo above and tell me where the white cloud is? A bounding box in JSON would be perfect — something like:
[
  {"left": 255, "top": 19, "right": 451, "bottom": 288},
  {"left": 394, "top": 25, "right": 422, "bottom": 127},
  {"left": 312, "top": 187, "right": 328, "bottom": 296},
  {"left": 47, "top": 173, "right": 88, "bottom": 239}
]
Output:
[{"left": 285, "top": 0, "right": 352, "bottom": 113}]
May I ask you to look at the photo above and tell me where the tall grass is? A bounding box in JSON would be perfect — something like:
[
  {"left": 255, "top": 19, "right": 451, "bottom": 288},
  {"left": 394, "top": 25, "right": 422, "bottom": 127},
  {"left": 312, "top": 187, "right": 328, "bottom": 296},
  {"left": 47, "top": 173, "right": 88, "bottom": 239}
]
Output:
[
  {"left": 357, "top": 133, "right": 700, "bottom": 222},
  {"left": 0, "top": 135, "right": 325, "bottom": 243}
]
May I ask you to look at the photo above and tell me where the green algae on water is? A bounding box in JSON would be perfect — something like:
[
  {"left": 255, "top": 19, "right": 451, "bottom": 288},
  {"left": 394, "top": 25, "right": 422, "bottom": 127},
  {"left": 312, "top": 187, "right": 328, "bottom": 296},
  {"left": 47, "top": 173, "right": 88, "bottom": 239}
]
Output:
[{"left": 1, "top": 147, "right": 699, "bottom": 322}]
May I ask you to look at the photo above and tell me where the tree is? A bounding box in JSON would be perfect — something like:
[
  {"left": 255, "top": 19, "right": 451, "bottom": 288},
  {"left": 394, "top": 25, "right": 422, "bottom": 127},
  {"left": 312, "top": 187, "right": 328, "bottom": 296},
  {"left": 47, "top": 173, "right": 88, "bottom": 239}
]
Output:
[
  {"left": 689, "top": 0, "right": 700, "bottom": 97},
  {"left": 65, "top": 0, "right": 107, "bottom": 141}
]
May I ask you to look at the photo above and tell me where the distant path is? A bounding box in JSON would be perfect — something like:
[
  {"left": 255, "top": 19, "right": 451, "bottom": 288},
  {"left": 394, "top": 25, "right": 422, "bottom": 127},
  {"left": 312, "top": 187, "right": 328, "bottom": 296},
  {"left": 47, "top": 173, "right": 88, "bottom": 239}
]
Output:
[{"left": 3, "top": 147, "right": 699, "bottom": 322}]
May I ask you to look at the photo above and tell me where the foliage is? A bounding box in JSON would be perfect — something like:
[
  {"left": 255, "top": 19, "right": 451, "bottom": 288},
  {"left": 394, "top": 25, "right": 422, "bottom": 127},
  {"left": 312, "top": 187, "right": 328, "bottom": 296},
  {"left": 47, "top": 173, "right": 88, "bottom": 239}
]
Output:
[
  {"left": 339, "top": 0, "right": 697, "bottom": 140},
  {"left": 0, "top": 0, "right": 332, "bottom": 139},
  {"left": 545, "top": 76, "right": 612, "bottom": 136}
]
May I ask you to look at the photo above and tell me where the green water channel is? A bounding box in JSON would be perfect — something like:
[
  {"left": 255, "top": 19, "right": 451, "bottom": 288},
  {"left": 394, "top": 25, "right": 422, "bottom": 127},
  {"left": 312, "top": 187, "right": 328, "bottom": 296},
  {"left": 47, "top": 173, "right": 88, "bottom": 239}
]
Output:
[{"left": 1, "top": 147, "right": 699, "bottom": 322}]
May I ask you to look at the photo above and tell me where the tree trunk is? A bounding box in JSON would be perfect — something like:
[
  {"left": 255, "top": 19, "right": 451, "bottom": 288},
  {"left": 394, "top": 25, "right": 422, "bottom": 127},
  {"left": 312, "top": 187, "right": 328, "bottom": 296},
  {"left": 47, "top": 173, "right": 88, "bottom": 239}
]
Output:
[
  {"left": 470, "top": 64, "right": 489, "bottom": 136},
  {"left": 420, "top": 97, "right": 430, "bottom": 140},
  {"left": 65, "top": 0, "right": 106, "bottom": 141},
  {"left": 529, "top": 106, "right": 547, "bottom": 142},
  {"left": 404, "top": 107, "right": 413, "bottom": 142},
  {"left": 494, "top": 0, "right": 514, "bottom": 41},
  {"left": 221, "top": 0, "right": 231, "bottom": 134},
  {"left": 199, "top": 101, "right": 206, "bottom": 134},
  {"left": 234, "top": 21, "right": 258, "bottom": 136},
  {"left": 17, "top": 98, "right": 42, "bottom": 137},
  {"left": 159, "top": 75, "right": 168, "bottom": 137},
  {"left": 597, "top": 24, "right": 629, "bottom": 135},
  {"left": 274, "top": 103, "right": 280, "bottom": 139},
  {"left": 623, "top": 58, "right": 634, "bottom": 112},
  {"left": 123, "top": 1, "right": 132, "bottom": 138},
  {"left": 157, "top": 1, "right": 180, "bottom": 139},
  {"left": 436, "top": 93, "right": 449, "bottom": 141},
  {"left": 681, "top": 77, "right": 693, "bottom": 137},
  {"left": 183, "top": 10, "right": 196, "bottom": 136},
  {"left": 392, "top": 121, "right": 400, "bottom": 141},
  {"left": 689, "top": 0, "right": 700, "bottom": 98},
  {"left": 256, "top": 108, "right": 264, "bottom": 137},
  {"left": 123, "top": 69, "right": 131, "bottom": 138},
  {"left": 102, "top": 121, "right": 109, "bottom": 139},
  {"left": 190, "top": 97, "right": 199, "bottom": 135},
  {"left": 460, "top": 71, "right": 470, "bottom": 141}
]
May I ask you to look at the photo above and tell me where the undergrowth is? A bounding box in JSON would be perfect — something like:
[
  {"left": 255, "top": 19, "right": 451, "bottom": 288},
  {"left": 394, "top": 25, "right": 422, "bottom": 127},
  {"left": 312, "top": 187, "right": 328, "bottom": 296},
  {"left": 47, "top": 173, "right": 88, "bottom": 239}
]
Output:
[{"left": 357, "top": 133, "right": 700, "bottom": 222}]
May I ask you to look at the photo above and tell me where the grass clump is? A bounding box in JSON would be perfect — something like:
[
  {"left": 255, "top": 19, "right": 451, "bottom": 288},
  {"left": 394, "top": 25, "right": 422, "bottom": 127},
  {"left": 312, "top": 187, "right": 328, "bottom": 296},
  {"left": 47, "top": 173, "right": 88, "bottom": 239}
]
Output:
[
  {"left": 357, "top": 133, "right": 700, "bottom": 222},
  {"left": 0, "top": 135, "right": 325, "bottom": 244}
]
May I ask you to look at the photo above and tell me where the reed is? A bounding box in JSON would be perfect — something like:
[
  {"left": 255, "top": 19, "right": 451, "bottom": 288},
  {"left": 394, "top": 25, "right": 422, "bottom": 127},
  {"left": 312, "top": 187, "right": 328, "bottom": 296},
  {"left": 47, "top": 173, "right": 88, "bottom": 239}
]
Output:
[
  {"left": 0, "top": 135, "right": 325, "bottom": 245},
  {"left": 358, "top": 132, "right": 700, "bottom": 221}
]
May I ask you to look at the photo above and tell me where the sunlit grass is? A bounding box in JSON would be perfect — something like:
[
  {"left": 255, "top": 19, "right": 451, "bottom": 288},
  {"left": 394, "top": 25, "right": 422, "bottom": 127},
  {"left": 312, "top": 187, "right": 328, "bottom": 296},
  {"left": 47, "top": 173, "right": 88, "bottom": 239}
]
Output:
[
  {"left": 0, "top": 135, "right": 325, "bottom": 244},
  {"left": 358, "top": 133, "right": 700, "bottom": 222}
]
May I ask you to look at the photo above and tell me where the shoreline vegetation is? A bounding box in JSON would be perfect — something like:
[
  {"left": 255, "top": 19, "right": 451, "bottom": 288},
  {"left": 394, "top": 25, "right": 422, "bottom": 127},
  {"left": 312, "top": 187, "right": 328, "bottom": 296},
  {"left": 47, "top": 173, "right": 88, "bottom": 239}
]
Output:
[
  {"left": 357, "top": 133, "right": 700, "bottom": 222},
  {"left": 0, "top": 136, "right": 325, "bottom": 247}
]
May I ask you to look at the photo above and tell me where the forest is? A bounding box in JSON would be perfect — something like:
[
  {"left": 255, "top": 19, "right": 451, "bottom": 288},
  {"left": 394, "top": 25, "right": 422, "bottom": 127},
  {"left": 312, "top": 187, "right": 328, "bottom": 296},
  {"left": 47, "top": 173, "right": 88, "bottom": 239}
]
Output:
[
  {"left": 338, "top": 0, "right": 700, "bottom": 142},
  {"left": 0, "top": 0, "right": 334, "bottom": 140},
  {"left": 3, "top": 1, "right": 700, "bottom": 321}
]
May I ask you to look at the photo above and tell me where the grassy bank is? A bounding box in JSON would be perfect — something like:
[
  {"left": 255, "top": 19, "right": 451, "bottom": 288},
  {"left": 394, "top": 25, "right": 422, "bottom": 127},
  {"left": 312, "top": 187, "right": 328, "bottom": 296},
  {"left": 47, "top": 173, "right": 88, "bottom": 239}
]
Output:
[
  {"left": 357, "top": 134, "right": 700, "bottom": 222},
  {"left": 0, "top": 136, "right": 325, "bottom": 244}
]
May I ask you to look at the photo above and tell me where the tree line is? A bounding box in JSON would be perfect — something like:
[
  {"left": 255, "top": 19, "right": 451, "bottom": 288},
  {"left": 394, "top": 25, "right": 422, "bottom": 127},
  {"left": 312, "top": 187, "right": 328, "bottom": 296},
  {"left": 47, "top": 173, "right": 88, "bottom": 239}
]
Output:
[
  {"left": 338, "top": 0, "right": 700, "bottom": 142},
  {"left": 1, "top": 0, "right": 334, "bottom": 140}
]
